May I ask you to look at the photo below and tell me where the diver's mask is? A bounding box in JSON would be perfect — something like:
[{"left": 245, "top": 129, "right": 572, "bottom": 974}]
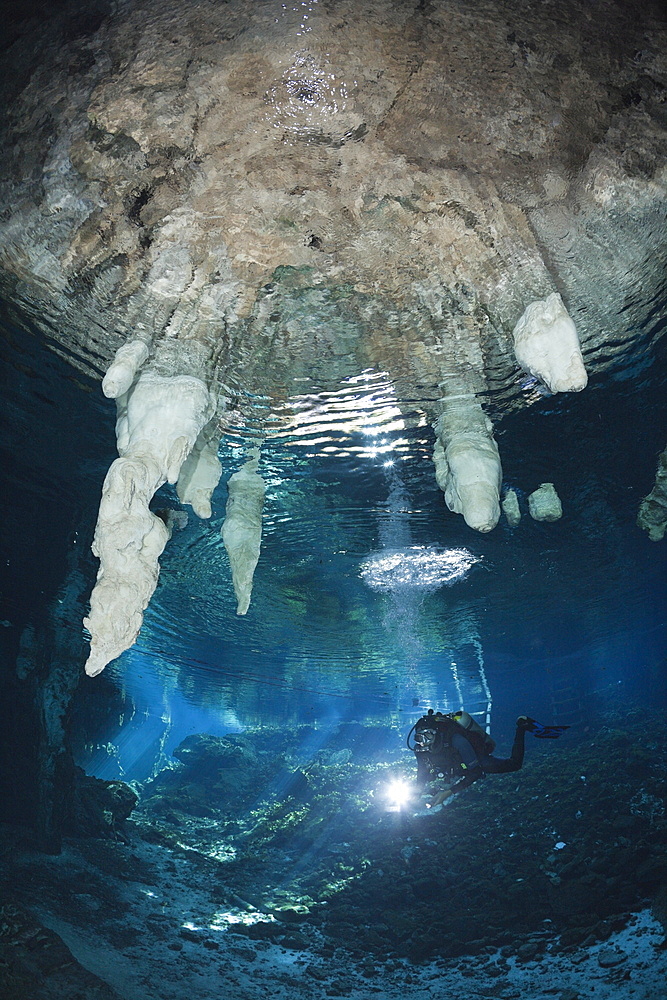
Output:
[{"left": 414, "top": 728, "right": 436, "bottom": 751}]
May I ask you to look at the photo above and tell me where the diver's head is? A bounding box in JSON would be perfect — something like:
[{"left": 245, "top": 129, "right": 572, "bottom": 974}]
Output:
[{"left": 414, "top": 728, "right": 436, "bottom": 751}]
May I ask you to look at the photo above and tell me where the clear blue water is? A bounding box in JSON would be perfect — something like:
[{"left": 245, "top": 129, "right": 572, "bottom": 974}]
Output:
[{"left": 1, "top": 307, "right": 665, "bottom": 781}]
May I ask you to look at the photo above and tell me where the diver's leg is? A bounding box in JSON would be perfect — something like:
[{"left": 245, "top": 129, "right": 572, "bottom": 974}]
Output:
[
  {"left": 479, "top": 723, "right": 526, "bottom": 774},
  {"left": 510, "top": 720, "right": 526, "bottom": 767}
]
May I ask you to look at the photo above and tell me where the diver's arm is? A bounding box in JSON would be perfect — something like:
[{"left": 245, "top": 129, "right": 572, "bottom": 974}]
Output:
[
  {"left": 449, "top": 763, "right": 484, "bottom": 792},
  {"left": 427, "top": 763, "right": 484, "bottom": 807}
]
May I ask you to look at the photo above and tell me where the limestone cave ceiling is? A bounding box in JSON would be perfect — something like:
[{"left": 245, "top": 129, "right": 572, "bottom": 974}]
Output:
[{"left": 0, "top": 0, "right": 665, "bottom": 676}]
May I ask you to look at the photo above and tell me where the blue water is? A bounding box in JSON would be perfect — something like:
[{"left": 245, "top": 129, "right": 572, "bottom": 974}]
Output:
[{"left": 1, "top": 307, "right": 665, "bottom": 782}]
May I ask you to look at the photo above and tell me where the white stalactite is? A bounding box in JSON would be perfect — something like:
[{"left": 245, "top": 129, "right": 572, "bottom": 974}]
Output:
[
  {"left": 84, "top": 371, "right": 215, "bottom": 676},
  {"left": 221, "top": 448, "right": 266, "bottom": 615},
  {"left": 528, "top": 482, "right": 563, "bottom": 521},
  {"left": 176, "top": 421, "right": 222, "bottom": 518},
  {"left": 433, "top": 397, "right": 502, "bottom": 533},
  {"left": 512, "top": 292, "right": 588, "bottom": 393},
  {"left": 502, "top": 488, "right": 521, "bottom": 527},
  {"left": 102, "top": 339, "right": 151, "bottom": 399}
]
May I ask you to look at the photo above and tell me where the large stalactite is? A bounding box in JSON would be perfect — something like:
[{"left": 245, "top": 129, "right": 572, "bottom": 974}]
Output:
[{"left": 83, "top": 369, "right": 215, "bottom": 676}]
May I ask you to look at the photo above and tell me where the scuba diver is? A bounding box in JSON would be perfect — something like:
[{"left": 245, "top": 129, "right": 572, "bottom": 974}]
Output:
[{"left": 407, "top": 709, "right": 569, "bottom": 808}]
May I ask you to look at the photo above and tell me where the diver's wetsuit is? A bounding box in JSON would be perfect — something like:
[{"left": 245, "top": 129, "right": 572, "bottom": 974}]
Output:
[
  {"left": 416, "top": 720, "right": 526, "bottom": 793},
  {"left": 449, "top": 722, "right": 526, "bottom": 791}
]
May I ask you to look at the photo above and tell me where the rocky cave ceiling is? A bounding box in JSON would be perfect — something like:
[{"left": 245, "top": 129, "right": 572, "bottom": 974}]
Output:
[{"left": 0, "top": 0, "right": 665, "bottom": 677}]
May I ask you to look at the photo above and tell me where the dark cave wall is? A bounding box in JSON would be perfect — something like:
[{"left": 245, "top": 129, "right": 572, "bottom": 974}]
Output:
[{"left": 0, "top": 315, "right": 114, "bottom": 849}]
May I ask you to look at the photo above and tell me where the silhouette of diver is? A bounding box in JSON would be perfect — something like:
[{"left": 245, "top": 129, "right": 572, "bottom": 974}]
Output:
[{"left": 408, "top": 709, "right": 569, "bottom": 808}]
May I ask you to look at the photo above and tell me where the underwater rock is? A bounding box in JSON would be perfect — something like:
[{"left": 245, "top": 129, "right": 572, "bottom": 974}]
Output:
[
  {"left": 528, "top": 482, "right": 563, "bottom": 522},
  {"left": 638, "top": 444, "right": 667, "bottom": 541},
  {"left": 273, "top": 904, "right": 310, "bottom": 923},
  {"left": 8, "top": 612, "right": 93, "bottom": 853},
  {"left": 171, "top": 732, "right": 257, "bottom": 770},
  {"left": 515, "top": 938, "right": 544, "bottom": 962},
  {"left": 161, "top": 732, "right": 277, "bottom": 809},
  {"left": 597, "top": 945, "right": 627, "bottom": 968},
  {"left": 228, "top": 921, "right": 282, "bottom": 941},
  {"left": 0, "top": 903, "right": 121, "bottom": 999},
  {"left": 70, "top": 767, "right": 137, "bottom": 841},
  {"left": 3, "top": 709, "right": 664, "bottom": 980}
]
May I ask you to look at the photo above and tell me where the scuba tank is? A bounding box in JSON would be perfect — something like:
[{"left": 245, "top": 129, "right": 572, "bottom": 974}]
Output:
[{"left": 451, "top": 710, "right": 496, "bottom": 754}]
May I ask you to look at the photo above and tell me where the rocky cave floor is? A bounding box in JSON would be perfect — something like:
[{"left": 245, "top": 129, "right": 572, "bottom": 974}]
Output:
[{"left": 1, "top": 708, "right": 666, "bottom": 1000}]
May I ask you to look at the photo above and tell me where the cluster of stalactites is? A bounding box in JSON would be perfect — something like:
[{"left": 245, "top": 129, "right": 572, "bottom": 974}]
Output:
[
  {"left": 85, "top": 338, "right": 272, "bottom": 675},
  {"left": 501, "top": 484, "right": 563, "bottom": 527},
  {"left": 432, "top": 292, "right": 586, "bottom": 532},
  {"left": 84, "top": 284, "right": 588, "bottom": 673}
]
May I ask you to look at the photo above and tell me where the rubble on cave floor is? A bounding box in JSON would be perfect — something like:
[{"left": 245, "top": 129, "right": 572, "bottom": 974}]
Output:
[{"left": 1, "top": 709, "right": 666, "bottom": 999}]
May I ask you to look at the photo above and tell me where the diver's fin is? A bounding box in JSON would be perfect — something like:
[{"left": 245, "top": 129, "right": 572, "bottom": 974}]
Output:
[
  {"left": 534, "top": 725, "right": 569, "bottom": 739},
  {"left": 521, "top": 717, "right": 569, "bottom": 739}
]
